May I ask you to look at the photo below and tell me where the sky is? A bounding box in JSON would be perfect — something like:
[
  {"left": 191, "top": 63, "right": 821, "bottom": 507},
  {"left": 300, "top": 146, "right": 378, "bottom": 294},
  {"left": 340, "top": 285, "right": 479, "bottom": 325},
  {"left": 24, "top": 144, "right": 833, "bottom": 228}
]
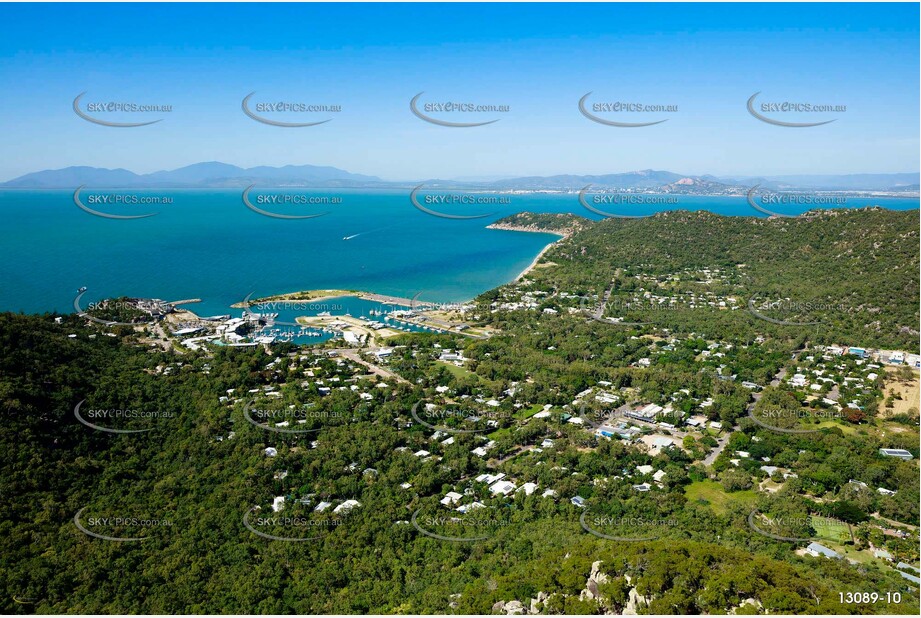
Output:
[{"left": 0, "top": 2, "right": 918, "bottom": 181}]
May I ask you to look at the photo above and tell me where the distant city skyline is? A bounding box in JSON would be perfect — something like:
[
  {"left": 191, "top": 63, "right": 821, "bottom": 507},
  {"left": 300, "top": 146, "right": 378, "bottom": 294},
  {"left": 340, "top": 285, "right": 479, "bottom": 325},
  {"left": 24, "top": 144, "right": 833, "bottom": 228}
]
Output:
[{"left": 1, "top": 3, "right": 918, "bottom": 180}]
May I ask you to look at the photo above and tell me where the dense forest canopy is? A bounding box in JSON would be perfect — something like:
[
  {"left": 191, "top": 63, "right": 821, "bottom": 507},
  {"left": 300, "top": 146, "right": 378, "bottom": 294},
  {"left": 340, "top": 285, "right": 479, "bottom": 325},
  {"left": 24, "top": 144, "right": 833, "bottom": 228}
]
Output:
[{"left": 1, "top": 208, "right": 919, "bottom": 615}]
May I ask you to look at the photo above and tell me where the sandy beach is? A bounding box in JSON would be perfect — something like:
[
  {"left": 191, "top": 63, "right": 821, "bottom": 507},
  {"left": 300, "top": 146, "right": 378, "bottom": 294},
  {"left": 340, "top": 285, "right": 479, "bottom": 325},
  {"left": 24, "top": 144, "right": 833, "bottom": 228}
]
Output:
[
  {"left": 488, "top": 226, "right": 567, "bottom": 282},
  {"left": 513, "top": 236, "right": 564, "bottom": 282}
]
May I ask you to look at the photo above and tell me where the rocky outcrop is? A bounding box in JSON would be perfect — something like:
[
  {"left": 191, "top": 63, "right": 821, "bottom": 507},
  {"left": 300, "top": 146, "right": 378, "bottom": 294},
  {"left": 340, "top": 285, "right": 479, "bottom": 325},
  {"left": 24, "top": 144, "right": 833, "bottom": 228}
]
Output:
[
  {"left": 580, "top": 560, "right": 610, "bottom": 602},
  {"left": 497, "top": 561, "right": 657, "bottom": 616},
  {"left": 492, "top": 599, "right": 525, "bottom": 615}
]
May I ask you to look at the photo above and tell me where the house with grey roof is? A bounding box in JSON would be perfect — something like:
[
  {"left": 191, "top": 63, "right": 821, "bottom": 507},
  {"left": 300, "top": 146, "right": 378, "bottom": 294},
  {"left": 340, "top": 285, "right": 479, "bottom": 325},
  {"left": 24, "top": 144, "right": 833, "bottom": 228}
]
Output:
[{"left": 806, "top": 542, "right": 840, "bottom": 559}]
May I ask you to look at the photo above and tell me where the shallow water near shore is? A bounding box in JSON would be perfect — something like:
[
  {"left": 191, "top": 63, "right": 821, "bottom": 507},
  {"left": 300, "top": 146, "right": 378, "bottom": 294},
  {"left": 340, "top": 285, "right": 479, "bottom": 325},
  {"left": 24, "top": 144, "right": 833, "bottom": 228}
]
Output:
[{"left": 0, "top": 188, "right": 916, "bottom": 316}]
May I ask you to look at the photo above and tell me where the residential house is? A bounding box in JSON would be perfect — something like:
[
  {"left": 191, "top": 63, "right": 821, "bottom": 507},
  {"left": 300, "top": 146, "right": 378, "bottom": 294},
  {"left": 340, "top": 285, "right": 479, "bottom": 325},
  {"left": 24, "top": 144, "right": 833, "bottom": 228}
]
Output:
[
  {"left": 879, "top": 448, "right": 913, "bottom": 461},
  {"left": 806, "top": 542, "right": 840, "bottom": 559},
  {"left": 440, "top": 491, "right": 463, "bottom": 506},
  {"left": 517, "top": 482, "right": 539, "bottom": 496},
  {"left": 333, "top": 499, "right": 361, "bottom": 514},
  {"left": 489, "top": 480, "right": 517, "bottom": 496}
]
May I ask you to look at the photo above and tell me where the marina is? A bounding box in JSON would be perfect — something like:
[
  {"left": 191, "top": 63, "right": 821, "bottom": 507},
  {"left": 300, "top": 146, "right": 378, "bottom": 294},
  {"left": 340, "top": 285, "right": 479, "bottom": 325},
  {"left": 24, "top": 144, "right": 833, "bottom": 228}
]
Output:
[{"left": 164, "top": 293, "right": 468, "bottom": 350}]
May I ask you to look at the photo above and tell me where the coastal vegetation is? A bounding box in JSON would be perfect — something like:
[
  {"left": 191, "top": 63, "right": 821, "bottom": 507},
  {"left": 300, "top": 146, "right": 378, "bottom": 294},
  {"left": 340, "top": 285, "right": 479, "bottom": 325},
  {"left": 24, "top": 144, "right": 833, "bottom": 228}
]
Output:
[
  {"left": 1, "top": 208, "right": 918, "bottom": 614},
  {"left": 487, "top": 207, "right": 919, "bottom": 350}
]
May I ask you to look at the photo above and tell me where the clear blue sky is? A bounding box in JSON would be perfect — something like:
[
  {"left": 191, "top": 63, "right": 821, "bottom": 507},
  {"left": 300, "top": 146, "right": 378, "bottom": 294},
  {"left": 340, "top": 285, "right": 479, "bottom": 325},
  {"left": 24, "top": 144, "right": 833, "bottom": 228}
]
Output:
[{"left": 0, "top": 2, "right": 917, "bottom": 181}]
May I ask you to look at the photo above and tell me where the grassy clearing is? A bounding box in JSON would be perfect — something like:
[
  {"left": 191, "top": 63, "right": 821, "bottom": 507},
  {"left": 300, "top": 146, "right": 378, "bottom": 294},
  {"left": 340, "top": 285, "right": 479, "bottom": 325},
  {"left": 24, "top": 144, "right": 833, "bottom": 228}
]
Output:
[
  {"left": 812, "top": 516, "right": 852, "bottom": 544},
  {"left": 814, "top": 420, "right": 859, "bottom": 435},
  {"left": 684, "top": 480, "right": 757, "bottom": 515},
  {"left": 882, "top": 366, "right": 920, "bottom": 417},
  {"left": 515, "top": 404, "right": 544, "bottom": 420},
  {"left": 436, "top": 360, "right": 479, "bottom": 381}
]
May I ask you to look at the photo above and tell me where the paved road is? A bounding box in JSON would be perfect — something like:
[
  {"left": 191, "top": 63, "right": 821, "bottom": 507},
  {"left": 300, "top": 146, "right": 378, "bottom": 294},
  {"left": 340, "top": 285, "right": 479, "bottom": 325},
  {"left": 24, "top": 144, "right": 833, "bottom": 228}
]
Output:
[
  {"left": 486, "top": 446, "right": 528, "bottom": 469},
  {"left": 704, "top": 364, "right": 785, "bottom": 468},
  {"left": 770, "top": 367, "right": 787, "bottom": 387},
  {"left": 332, "top": 348, "right": 410, "bottom": 385},
  {"left": 592, "top": 281, "right": 615, "bottom": 320},
  {"left": 703, "top": 434, "right": 730, "bottom": 467}
]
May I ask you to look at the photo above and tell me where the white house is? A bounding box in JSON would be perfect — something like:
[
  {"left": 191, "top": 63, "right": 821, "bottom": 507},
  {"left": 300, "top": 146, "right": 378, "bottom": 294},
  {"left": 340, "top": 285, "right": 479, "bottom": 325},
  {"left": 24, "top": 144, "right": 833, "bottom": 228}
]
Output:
[
  {"left": 456, "top": 501, "right": 485, "bottom": 513},
  {"left": 490, "top": 480, "right": 517, "bottom": 496},
  {"left": 440, "top": 491, "right": 463, "bottom": 506},
  {"left": 879, "top": 448, "right": 913, "bottom": 460},
  {"left": 806, "top": 542, "right": 840, "bottom": 559},
  {"left": 874, "top": 549, "right": 894, "bottom": 561},
  {"left": 517, "top": 482, "right": 538, "bottom": 496},
  {"left": 333, "top": 499, "right": 361, "bottom": 514},
  {"left": 475, "top": 472, "right": 505, "bottom": 485}
]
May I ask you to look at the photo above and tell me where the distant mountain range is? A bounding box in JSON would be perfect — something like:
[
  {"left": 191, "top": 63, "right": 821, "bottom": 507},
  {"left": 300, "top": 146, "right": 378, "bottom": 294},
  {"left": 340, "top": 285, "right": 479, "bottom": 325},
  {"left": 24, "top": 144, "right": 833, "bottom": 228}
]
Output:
[
  {"left": 1, "top": 162, "right": 384, "bottom": 189},
  {"left": 2, "top": 163, "right": 917, "bottom": 194}
]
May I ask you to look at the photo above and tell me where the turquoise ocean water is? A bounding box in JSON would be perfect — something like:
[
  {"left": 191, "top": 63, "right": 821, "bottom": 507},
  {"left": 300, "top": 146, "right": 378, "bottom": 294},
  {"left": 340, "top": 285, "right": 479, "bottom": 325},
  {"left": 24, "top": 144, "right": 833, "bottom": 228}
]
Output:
[{"left": 1, "top": 188, "right": 917, "bottom": 320}]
